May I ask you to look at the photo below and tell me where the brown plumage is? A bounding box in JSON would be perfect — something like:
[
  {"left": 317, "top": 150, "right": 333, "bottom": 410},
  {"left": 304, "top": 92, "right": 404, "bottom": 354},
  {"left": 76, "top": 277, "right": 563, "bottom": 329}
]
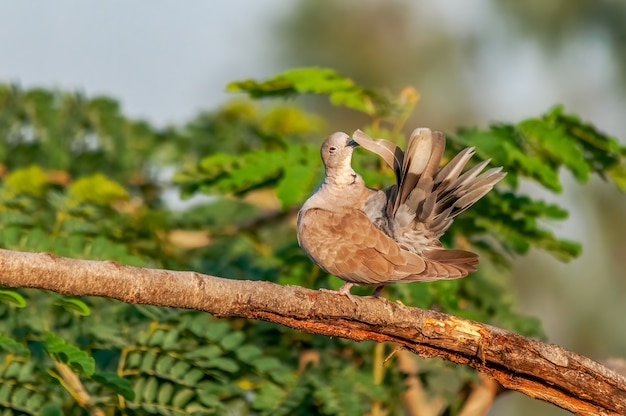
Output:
[{"left": 296, "top": 128, "right": 506, "bottom": 298}]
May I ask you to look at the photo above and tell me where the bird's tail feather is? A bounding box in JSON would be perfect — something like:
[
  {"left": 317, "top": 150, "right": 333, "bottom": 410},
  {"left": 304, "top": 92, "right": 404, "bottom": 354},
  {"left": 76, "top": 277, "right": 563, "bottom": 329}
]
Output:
[
  {"left": 392, "top": 128, "right": 446, "bottom": 217},
  {"left": 400, "top": 248, "right": 478, "bottom": 282},
  {"left": 351, "top": 128, "right": 504, "bottom": 229},
  {"left": 397, "top": 128, "right": 506, "bottom": 238}
]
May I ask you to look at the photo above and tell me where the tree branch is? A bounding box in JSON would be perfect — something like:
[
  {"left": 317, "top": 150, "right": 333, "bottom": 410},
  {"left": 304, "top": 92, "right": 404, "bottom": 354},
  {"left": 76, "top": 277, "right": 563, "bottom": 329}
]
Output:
[{"left": 0, "top": 248, "right": 624, "bottom": 415}]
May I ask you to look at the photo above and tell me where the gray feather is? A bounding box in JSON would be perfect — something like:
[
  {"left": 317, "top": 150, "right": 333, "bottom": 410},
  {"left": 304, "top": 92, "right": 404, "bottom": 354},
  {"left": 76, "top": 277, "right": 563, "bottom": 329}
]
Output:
[{"left": 352, "top": 129, "right": 404, "bottom": 181}]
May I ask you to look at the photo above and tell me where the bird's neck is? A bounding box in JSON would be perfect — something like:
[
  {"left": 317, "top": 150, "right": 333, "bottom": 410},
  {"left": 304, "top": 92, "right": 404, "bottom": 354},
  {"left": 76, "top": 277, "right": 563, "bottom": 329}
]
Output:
[
  {"left": 300, "top": 168, "right": 370, "bottom": 213},
  {"left": 315, "top": 167, "right": 368, "bottom": 210},
  {"left": 323, "top": 166, "right": 361, "bottom": 187}
]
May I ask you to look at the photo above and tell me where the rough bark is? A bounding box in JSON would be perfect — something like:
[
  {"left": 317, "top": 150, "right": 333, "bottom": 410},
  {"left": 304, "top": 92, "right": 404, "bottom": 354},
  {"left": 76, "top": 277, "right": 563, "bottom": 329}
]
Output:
[{"left": 0, "top": 248, "right": 624, "bottom": 415}]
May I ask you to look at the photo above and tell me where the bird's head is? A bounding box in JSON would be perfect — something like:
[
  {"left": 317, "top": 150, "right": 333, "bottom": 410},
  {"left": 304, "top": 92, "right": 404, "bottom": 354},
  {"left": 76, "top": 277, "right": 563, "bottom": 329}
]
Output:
[{"left": 320, "top": 132, "right": 359, "bottom": 170}]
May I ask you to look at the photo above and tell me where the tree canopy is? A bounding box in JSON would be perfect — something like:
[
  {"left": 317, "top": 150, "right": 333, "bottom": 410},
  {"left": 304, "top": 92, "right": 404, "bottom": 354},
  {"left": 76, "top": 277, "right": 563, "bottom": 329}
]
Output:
[{"left": 0, "top": 68, "right": 625, "bottom": 415}]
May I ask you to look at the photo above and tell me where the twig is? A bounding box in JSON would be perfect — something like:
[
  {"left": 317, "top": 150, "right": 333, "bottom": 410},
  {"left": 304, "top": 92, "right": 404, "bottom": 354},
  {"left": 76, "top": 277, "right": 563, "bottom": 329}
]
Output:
[
  {"left": 458, "top": 373, "right": 500, "bottom": 416},
  {"left": 397, "top": 350, "right": 445, "bottom": 416}
]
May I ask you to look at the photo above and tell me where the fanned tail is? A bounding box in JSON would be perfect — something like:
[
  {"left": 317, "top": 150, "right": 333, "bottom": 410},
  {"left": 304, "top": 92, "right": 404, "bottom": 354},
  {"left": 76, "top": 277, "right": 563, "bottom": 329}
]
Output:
[
  {"left": 398, "top": 128, "right": 506, "bottom": 239},
  {"left": 392, "top": 128, "right": 446, "bottom": 218},
  {"left": 353, "top": 128, "right": 505, "bottom": 279}
]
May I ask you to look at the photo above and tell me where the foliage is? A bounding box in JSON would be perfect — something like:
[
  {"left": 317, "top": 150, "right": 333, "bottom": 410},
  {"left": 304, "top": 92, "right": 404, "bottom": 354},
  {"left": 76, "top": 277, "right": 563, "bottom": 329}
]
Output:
[
  {"left": 1, "top": 68, "right": 624, "bottom": 414},
  {"left": 228, "top": 67, "right": 386, "bottom": 117}
]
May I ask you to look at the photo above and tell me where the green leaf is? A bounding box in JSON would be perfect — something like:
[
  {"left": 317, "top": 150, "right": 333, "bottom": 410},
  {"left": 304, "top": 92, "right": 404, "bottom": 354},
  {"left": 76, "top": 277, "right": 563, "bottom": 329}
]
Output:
[
  {"left": 260, "top": 106, "right": 322, "bottom": 136},
  {"left": 251, "top": 381, "right": 285, "bottom": 410},
  {"left": 11, "top": 386, "right": 31, "bottom": 407},
  {"left": 0, "top": 383, "right": 12, "bottom": 404},
  {"left": 182, "top": 368, "right": 205, "bottom": 385},
  {"left": 4, "top": 165, "right": 48, "bottom": 196},
  {"left": 196, "top": 392, "right": 225, "bottom": 409},
  {"left": 16, "top": 360, "right": 36, "bottom": 383},
  {"left": 147, "top": 329, "right": 166, "bottom": 346},
  {"left": 184, "top": 345, "right": 223, "bottom": 361},
  {"left": 0, "top": 290, "right": 26, "bottom": 308},
  {"left": 132, "top": 377, "right": 147, "bottom": 402},
  {"left": 184, "top": 402, "right": 212, "bottom": 413},
  {"left": 157, "top": 382, "right": 175, "bottom": 405},
  {"left": 0, "top": 335, "right": 30, "bottom": 356},
  {"left": 219, "top": 331, "right": 245, "bottom": 351},
  {"left": 3, "top": 361, "right": 23, "bottom": 378},
  {"left": 91, "top": 371, "right": 135, "bottom": 400},
  {"left": 155, "top": 354, "right": 177, "bottom": 375},
  {"left": 205, "top": 357, "right": 239, "bottom": 373},
  {"left": 44, "top": 332, "right": 95, "bottom": 376},
  {"left": 235, "top": 344, "right": 263, "bottom": 364},
  {"left": 250, "top": 356, "right": 283, "bottom": 373},
  {"left": 537, "top": 238, "right": 582, "bottom": 262},
  {"left": 172, "top": 387, "right": 195, "bottom": 408},
  {"left": 143, "top": 376, "right": 159, "bottom": 403},
  {"left": 518, "top": 118, "right": 590, "bottom": 182},
  {"left": 180, "top": 313, "right": 216, "bottom": 338},
  {"left": 196, "top": 381, "right": 242, "bottom": 400},
  {"left": 125, "top": 351, "right": 142, "bottom": 369},
  {"left": 24, "top": 393, "right": 48, "bottom": 411},
  {"left": 53, "top": 297, "right": 91, "bottom": 316},
  {"left": 38, "top": 403, "right": 64, "bottom": 416},
  {"left": 68, "top": 173, "right": 129, "bottom": 205},
  {"left": 140, "top": 350, "right": 158, "bottom": 372},
  {"left": 169, "top": 360, "right": 191, "bottom": 379},
  {"left": 161, "top": 329, "right": 180, "bottom": 350},
  {"left": 607, "top": 157, "right": 626, "bottom": 190}
]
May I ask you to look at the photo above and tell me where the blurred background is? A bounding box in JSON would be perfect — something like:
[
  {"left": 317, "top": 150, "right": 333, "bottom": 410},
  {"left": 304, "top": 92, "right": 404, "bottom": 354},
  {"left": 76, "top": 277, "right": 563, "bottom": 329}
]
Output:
[{"left": 1, "top": 1, "right": 624, "bottom": 414}]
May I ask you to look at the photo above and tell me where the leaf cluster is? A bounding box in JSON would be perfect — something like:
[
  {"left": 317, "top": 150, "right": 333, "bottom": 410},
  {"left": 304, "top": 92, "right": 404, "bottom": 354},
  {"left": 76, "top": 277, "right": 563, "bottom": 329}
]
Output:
[
  {"left": 0, "top": 85, "right": 168, "bottom": 184},
  {"left": 0, "top": 293, "right": 401, "bottom": 415},
  {"left": 1, "top": 68, "right": 624, "bottom": 414}
]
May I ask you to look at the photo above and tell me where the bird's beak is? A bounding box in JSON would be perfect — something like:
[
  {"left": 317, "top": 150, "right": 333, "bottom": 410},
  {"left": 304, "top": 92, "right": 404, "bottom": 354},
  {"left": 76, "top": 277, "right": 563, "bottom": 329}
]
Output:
[{"left": 347, "top": 138, "right": 359, "bottom": 147}]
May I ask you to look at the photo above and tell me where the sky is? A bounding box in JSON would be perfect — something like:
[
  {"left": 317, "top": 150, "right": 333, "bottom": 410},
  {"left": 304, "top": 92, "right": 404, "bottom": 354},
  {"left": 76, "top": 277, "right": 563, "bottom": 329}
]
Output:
[
  {"left": 2, "top": 1, "right": 624, "bottom": 136},
  {"left": 0, "top": 1, "right": 292, "bottom": 126}
]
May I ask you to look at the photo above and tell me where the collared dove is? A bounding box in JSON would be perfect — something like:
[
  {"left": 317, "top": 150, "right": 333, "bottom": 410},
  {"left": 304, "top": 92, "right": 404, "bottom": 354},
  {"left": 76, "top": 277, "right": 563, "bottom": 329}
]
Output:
[{"left": 297, "top": 128, "right": 506, "bottom": 299}]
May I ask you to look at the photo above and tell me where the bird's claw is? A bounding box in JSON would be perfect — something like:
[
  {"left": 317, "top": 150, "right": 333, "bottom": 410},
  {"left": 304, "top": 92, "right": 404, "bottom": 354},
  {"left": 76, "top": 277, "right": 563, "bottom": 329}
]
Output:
[{"left": 319, "top": 283, "right": 359, "bottom": 304}]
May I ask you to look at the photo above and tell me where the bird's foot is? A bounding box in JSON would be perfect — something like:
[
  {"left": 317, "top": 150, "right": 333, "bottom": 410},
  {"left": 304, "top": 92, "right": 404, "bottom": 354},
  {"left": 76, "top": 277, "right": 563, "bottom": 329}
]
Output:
[
  {"left": 370, "top": 285, "right": 386, "bottom": 298},
  {"left": 319, "top": 282, "right": 358, "bottom": 304}
]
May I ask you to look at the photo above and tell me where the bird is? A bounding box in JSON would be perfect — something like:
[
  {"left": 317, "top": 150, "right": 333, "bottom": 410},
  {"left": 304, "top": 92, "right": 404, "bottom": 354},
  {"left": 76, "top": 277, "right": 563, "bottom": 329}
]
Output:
[{"left": 296, "top": 128, "right": 506, "bottom": 300}]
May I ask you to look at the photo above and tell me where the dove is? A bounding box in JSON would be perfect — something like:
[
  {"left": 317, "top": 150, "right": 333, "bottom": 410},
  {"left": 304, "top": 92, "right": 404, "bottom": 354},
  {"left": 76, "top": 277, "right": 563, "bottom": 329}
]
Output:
[{"left": 296, "top": 128, "right": 506, "bottom": 299}]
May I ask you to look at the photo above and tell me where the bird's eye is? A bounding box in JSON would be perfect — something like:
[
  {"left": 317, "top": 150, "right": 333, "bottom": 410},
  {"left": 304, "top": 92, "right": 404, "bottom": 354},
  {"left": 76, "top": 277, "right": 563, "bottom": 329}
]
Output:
[{"left": 328, "top": 146, "right": 337, "bottom": 154}]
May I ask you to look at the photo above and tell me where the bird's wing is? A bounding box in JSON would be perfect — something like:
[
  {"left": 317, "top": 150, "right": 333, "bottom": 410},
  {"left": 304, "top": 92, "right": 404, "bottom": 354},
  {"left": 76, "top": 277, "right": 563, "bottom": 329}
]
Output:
[{"left": 298, "top": 208, "right": 469, "bottom": 285}]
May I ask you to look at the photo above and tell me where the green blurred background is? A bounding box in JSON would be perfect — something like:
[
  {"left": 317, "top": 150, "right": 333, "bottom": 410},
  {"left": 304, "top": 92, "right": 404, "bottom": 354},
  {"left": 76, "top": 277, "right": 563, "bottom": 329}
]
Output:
[{"left": 1, "top": 1, "right": 624, "bottom": 414}]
